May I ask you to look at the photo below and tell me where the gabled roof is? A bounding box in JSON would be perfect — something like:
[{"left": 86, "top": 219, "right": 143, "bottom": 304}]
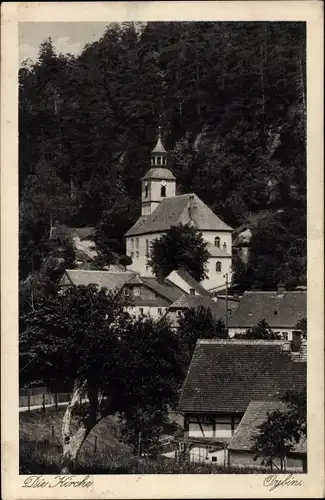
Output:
[
  {"left": 140, "top": 277, "right": 183, "bottom": 303},
  {"left": 125, "top": 193, "right": 233, "bottom": 236},
  {"left": 178, "top": 339, "right": 306, "bottom": 414},
  {"left": 228, "top": 400, "right": 307, "bottom": 454},
  {"left": 62, "top": 269, "right": 136, "bottom": 292},
  {"left": 228, "top": 291, "right": 307, "bottom": 329},
  {"left": 169, "top": 294, "right": 238, "bottom": 325},
  {"left": 173, "top": 268, "right": 211, "bottom": 297}
]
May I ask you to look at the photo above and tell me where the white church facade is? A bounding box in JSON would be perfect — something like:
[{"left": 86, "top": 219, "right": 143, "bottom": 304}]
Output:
[{"left": 124, "top": 129, "right": 233, "bottom": 292}]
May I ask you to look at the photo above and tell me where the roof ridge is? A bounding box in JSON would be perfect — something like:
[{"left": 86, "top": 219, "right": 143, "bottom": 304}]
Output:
[{"left": 197, "top": 339, "right": 285, "bottom": 345}]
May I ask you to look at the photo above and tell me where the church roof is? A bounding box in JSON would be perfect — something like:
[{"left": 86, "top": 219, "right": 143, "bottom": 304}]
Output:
[
  {"left": 151, "top": 136, "right": 167, "bottom": 154},
  {"left": 142, "top": 168, "right": 176, "bottom": 181},
  {"left": 125, "top": 193, "right": 233, "bottom": 237}
]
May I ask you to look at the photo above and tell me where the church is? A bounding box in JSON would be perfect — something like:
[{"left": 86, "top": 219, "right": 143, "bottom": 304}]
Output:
[{"left": 124, "top": 129, "right": 233, "bottom": 292}]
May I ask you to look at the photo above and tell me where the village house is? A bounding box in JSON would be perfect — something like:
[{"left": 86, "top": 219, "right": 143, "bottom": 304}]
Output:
[
  {"left": 124, "top": 129, "right": 233, "bottom": 291},
  {"left": 227, "top": 287, "right": 307, "bottom": 342},
  {"left": 165, "top": 293, "right": 239, "bottom": 329},
  {"left": 227, "top": 400, "right": 307, "bottom": 471},
  {"left": 178, "top": 339, "right": 306, "bottom": 467},
  {"left": 59, "top": 268, "right": 209, "bottom": 320}
]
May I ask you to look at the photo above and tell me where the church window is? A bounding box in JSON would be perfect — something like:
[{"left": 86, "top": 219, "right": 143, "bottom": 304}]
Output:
[
  {"left": 223, "top": 242, "right": 227, "bottom": 250},
  {"left": 214, "top": 237, "right": 220, "bottom": 248},
  {"left": 131, "top": 251, "right": 134, "bottom": 259},
  {"left": 216, "top": 261, "right": 222, "bottom": 272},
  {"left": 157, "top": 156, "right": 161, "bottom": 165},
  {"left": 144, "top": 182, "right": 148, "bottom": 198},
  {"left": 136, "top": 251, "right": 139, "bottom": 258},
  {"left": 161, "top": 185, "right": 166, "bottom": 197},
  {"left": 145, "top": 239, "right": 149, "bottom": 257},
  {"left": 162, "top": 157, "right": 166, "bottom": 166},
  {"left": 136, "top": 238, "right": 139, "bottom": 248}
]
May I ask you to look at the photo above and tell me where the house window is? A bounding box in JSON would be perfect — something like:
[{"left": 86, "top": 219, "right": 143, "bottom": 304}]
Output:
[
  {"left": 139, "top": 308, "right": 144, "bottom": 315},
  {"left": 177, "top": 310, "right": 183, "bottom": 318},
  {"left": 124, "top": 288, "right": 130, "bottom": 296},
  {"left": 136, "top": 251, "right": 139, "bottom": 258},
  {"left": 136, "top": 238, "right": 139, "bottom": 248},
  {"left": 134, "top": 287, "right": 140, "bottom": 296},
  {"left": 282, "top": 332, "right": 288, "bottom": 341},
  {"left": 190, "top": 288, "right": 195, "bottom": 296},
  {"left": 145, "top": 239, "right": 149, "bottom": 257},
  {"left": 158, "top": 308, "right": 163, "bottom": 316},
  {"left": 214, "top": 236, "right": 220, "bottom": 248},
  {"left": 161, "top": 184, "right": 166, "bottom": 197},
  {"left": 216, "top": 261, "right": 222, "bottom": 272}
]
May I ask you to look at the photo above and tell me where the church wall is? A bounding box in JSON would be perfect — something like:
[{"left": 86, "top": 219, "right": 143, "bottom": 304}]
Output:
[
  {"left": 201, "top": 230, "right": 233, "bottom": 256},
  {"left": 126, "top": 231, "right": 165, "bottom": 276},
  {"left": 201, "top": 256, "right": 232, "bottom": 291}
]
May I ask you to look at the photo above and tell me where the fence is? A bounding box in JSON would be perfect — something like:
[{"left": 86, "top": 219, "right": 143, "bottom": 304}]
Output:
[{"left": 19, "top": 392, "right": 76, "bottom": 412}]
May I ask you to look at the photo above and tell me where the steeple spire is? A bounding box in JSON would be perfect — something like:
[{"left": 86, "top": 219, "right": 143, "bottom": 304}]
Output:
[{"left": 151, "top": 126, "right": 167, "bottom": 165}]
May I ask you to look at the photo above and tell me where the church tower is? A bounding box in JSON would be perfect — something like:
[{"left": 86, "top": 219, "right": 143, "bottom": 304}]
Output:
[{"left": 141, "top": 127, "right": 176, "bottom": 216}]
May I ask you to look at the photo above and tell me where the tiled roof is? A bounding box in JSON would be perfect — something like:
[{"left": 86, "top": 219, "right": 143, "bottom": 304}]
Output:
[
  {"left": 206, "top": 243, "right": 231, "bottom": 258},
  {"left": 63, "top": 269, "right": 136, "bottom": 292},
  {"left": 141, "top": 277, "right": 183, "bottom": 303},
  {"left": 173, "top": 268, "right": 211, "bottom": 297},
  {"left": 228, "top": 401, "right": 307, "bottom": 454},
  {"left": 125, "top": 193, "right": 233, "bottom": 236},
  {"left": 142, "top": 168, "right": 175, "bottom": 180},
  {"left": 178, "top": 339, "right": 306, "bottom": 414},
  {"left": 169, "top": 294, "right": 227, "bottom": 322},
  {"left": 129, "top": 298, "right": 170, "bottom": 307},
  {"left": 228, "top": 291, "right": 307, "bottom": 329}
]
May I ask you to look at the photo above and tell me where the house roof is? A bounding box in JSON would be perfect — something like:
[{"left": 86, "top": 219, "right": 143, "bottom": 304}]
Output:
[
  {"left": 172, "top": 268, "right": 211, "bottom": 297},
  {"left": 63, "top": 269, "right": 136, "bottom": 292},
  {"left": 228, "top": 291, "right": 307, "bottom": 329},
  {"left": 129, "top": 298, "right": 170, "bottom": 307},
  {"left": 140, "top": 277, "right": 183, "bottom": 303},
  {"left": 178, "top": 339, "right": 306, "bottom": 414},
  {"left": 142, "top": 168, "right": 175, "bottom": 180},
  {"left": 125, "top": 193, "right": 233, "bottom": 236},
  {"left": 169, "top": 294, "right": 227, "bottom": 321},
  {"left": 228, "top": 400, "right": 307, "bottom": 454}
]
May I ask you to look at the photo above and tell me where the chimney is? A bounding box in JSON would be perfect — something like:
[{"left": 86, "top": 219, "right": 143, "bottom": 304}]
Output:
[{"left": 277, "top": 284, "right": 285, "bottom": 296}]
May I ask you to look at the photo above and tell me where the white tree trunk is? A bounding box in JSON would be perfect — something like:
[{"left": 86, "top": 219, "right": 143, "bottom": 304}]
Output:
[{"left": 61, "top": 379, "right": 88, "bottom": 474}]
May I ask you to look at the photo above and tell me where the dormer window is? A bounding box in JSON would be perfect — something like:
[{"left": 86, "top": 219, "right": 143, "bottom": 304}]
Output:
[
  {"left": 161, "top": 181, "right": 166, "bottom": 197},
  {"left": 214, "top": 237, "right": 220, "bottom": 248}
]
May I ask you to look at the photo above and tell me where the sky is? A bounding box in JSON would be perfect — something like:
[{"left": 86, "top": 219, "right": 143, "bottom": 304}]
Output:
[{"left": 19, "top": 22, "right": 110, "bottom": 66}]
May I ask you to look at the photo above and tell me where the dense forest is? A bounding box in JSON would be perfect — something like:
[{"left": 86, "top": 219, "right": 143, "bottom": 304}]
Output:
[{"left": 19, "top": 21, "right": 306, "bottom": 292}]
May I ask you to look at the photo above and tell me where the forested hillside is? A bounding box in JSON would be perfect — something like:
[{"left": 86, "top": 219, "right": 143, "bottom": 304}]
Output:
[{"left": 19, "top": 22, "right": 306, "bottom": 292}]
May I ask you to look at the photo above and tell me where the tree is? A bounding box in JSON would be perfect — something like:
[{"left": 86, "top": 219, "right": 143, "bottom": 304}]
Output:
[
  {"left": 20, "top": 287, "right": 182, "bottom": 472},
  {"left": 295, "top": 317, "right": 307, "bottom": 340},
  {"left": 178, "top": 306, "right": 227, "bottom": 364},
  {"left": 252, "top": 388, "right": 306, "bottom": 471},
  {"left": 234, "top": 319, "right": 281, "bottom": 340},
  {"left": 148, "top": 223, "right": 210, "bottom": 282}
]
